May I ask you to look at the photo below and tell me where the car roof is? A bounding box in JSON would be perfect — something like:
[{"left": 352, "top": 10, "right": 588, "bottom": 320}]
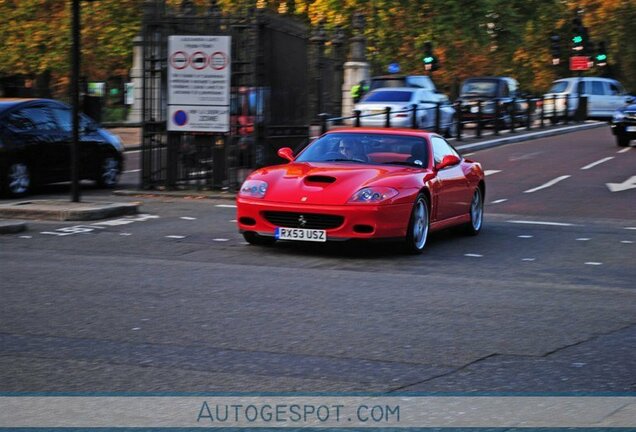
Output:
[
  {"left": 324, "top": 127, "right": 433, "bottom": 139},
  {"left": 553, "top": 77, "right": 619, "bottom": 83},
  {"left": 0, "top": 98, "right": 64, "bottom": 113},
  {"left": 367, "top": 87, "right": 418, "bottom": 92}
]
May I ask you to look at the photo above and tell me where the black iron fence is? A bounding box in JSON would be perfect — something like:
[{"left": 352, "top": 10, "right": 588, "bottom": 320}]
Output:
[{"left": 316, "top": 94, "right": 588, "bottom": 140}]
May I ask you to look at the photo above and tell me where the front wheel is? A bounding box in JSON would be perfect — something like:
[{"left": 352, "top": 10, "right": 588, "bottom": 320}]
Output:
[
  {"left": 465, "top": 187, "right": 484, "bottom": 236},
  {"left": 616, "top": 134, "right": 630, "bottom": 147},
  {"left": 403, "top": 194, "right": 429, "bottom": 254},
  {"left": 243, "top": 231, "right": 276, "bottom": 246},
  {"left": 96, "top": 154, "right": 121, "bottom": 188}
]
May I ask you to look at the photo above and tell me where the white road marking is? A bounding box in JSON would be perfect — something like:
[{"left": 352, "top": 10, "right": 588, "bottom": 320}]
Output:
[
  {"left": 229, "top": 219, "right": 237, "bottom": 223},
  {"left": 580, "top": 156, "right": 614, "bottom": 170},
  {"left": 507, "top": 220, "right": 577, "bottom": 227},
  {"left": 584, "top": 262, "right": 603, "bottom": 266},
  {"left": 165, "top": 235, "right": 186, "bottom": 239},
  {"left": 606, "top": 175, "right": 636, "bottom": 192},
  {"left": 463, "top": 152, "right": 475, "bottom": 156},
  {"left": 518, "top": 235, "right": 533, "bottom": 238},
  {"left": 490, "top": 198, "right": 508, "bottom": 204},
  {"left": 125, "top": 150, "right": 141, "bottom": 155},
  {"left": 522, "top": 258, "right": 536, "bottom": 262},
  {"left": 180, "top": 216, "right": 197, "bottom": 220},
  {"left": 215, "top": 204, "right": 237, "bottom": 208},
  {"left": 464, "top": 253, "right": 483, "bottom": 258},
  {"left": 119, "top": 233, "right": 132, "bottom": 236},
  {"left": 524, "top": 175, "right": 571, "bottom": 193},
  {"left": 124, "top": 169, "right": 141, "bottom": 173},
  {"left": 576, "top": 238, "right": 591, "bottom": 241},
  {"left": 617, "top": 147, "right": 632, "bottom": 154},
  {"left": 484, "top": 170, "right": 502, "bottom": 176},
  {"left": 626, "top": 227, "right": 636, "bottom": 230},
  {"left": 213, "top": 238, "right": 230, "bottom": 242},
  {"left": 131, "top": 327, "right": 141, "bottom": 331},
  {"left": 621, "top": 240, "right": 634, "bottom": 244},
  {"left": 19, "top": 235, "right": 32, "bottom": 239}
]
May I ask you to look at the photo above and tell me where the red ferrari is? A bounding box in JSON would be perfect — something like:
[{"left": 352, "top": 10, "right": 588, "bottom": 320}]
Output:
[{"left": 236, "top": 128, "right": 485, "bottom": 253}]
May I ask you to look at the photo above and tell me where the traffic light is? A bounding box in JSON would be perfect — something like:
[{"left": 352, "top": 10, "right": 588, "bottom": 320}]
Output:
[
  {"left": 422, "top": 41, "right": 439, "bottom": 72},
  {"left": 550, "top": 33, "right": 561, "bottom": 65},
  {"left": 595, "top": 41, "right": 608, "bottom": 67},
  {"left": 571, "top": 17, "right": 587, "bottom": 53}
]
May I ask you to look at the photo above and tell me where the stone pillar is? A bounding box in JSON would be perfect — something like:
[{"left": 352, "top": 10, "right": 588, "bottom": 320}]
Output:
[
  {"left": 342, "top": 12, "right": 370, "bottom": 118},
  {"left": 126, "top": 35, "right": 143, "bottom": 123}
]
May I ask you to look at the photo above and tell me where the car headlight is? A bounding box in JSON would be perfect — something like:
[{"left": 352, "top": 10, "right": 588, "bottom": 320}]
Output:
[
  {"left": 613, "top": 111, "right": 625, "bottom": 122},
  {"left": 348, "top": 187, "right": 398, "bottom": 204},
  {"left": 239, "top": 179, "right": 268, "bottom": 198}
]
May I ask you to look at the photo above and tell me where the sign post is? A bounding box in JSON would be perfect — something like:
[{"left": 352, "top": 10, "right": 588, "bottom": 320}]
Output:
[{"left": 167, "top": 36, "right": 231, "bottom": 132}]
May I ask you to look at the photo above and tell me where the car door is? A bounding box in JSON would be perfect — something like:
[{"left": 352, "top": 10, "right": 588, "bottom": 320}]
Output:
[
  {"left": 430, "top": 136, "right": 469, "bottom": 221},
  {"left": 607, "top": 81, "right": 628, "bottom": 113},
  {"left": 586, "top": 80, "right": 606, "bottom": 116}
]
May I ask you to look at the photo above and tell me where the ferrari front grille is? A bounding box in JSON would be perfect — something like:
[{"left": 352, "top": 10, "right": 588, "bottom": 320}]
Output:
[{"left": 262, "top": 211, "right": 344, "bottom": 229}]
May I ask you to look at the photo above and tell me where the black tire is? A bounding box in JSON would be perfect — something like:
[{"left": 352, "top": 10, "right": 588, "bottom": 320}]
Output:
[
  {"left": 465, "top": 187, "right": 484, "bottom": 236},
  {"left": 2, "top": 161, "right": 31, "bottom": 197},
  {"left": 243, "top": 231, "right": 276, "bottom": 246},
  {"left": 403, "top": 193, "right": 429, "bottom": 254},
  {"left": 550, "top": 116, "right": 559, "bottom": 125},
  {"left": 616, "top": 135, "right": 630, "bottom": 148},
  {"left": 95, "top": 153, "right": 121, "bottom": 188}
]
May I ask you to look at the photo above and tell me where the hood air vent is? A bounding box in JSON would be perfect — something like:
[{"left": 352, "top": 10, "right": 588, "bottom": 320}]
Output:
[{"left": 305, "top": 175, "right": 336, "bottom": 184}]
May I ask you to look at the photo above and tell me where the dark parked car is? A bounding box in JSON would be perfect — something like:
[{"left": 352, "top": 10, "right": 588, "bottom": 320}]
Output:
[
  {"left": 457, "top": 76, "right": 531, "bottom": 127},
  {"left": 0, "top": 98, "right": 124, "bottom": 197},
  {"left": 610, "top": 96, "right": 636, "bottom": 147}
]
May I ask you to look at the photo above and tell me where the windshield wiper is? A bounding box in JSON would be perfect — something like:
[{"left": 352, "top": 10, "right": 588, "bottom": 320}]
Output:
[{"left": 381, "top": 161, "right": 423, "bottom": 167}]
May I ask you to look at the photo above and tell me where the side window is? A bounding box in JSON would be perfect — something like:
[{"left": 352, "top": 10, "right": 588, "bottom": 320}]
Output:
[
  {"left": 500, "top": 82, "right": 510, "bottom": 98},
  {"left": 6, "top": 107, "right": 57, "bottom": 131},
  {"left": 50, "top": 107, "right": 72, "bottom": 132},
  {"left": 591, "top": 81, "right": 606, "bottom": 95},
  {"left": 431, "top": 136, "right": 459, "bottom": 165},
  {"left": 608, "top": 83, "right": 621, "bottom": 96}
]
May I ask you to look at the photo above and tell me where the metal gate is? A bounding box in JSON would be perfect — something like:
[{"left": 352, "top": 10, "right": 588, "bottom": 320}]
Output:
[{"left": 140, "top": 0, "right": 315, "bottom": 191}]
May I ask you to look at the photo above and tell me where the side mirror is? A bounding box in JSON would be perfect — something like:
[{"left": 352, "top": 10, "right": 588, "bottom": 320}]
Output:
[
  {"left": 435, "top": 154, "right": 461, "bottom": 170},
  {"left": 626, "top": 96, "right": 635, "bottom": 104},
  {"left": 277, "top": 147, "right": 294, "bottom": 162}
]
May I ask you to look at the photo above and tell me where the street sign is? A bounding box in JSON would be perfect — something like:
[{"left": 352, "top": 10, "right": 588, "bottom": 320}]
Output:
[
  {"left": 569, "top": 55, "right": 590, "bottom": 71},
  {"left": 167, "top": 35, "right": 231, "bottom": 132}
]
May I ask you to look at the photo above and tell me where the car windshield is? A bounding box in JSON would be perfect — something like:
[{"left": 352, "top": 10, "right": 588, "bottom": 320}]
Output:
[
  {"left": 461, "top": 80, "right": 498, "bottom": 97},
  {"left": 361, "top": 91, "right": 413, "bottom": 103},
  {"left": 294, "top": 133, "right": 429, "bottom": 167},
  {"left": 548, "top": 81, "right": 569, "bottom": 93}
]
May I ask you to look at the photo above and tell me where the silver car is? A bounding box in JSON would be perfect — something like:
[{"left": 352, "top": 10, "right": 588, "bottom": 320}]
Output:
[
  {"left": 543, "top": 77, "right": 631, "bottom": 119},
  {"left": 353, "top": 87, "right": 456, "bottom": 137}
]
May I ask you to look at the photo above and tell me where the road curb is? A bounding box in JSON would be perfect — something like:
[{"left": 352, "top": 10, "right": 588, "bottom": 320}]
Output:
[
  {"left": 0, "top": 220, "right": 27, "bottom": 234},
  {"left": 113, "top": 189, "right": 236, "bottom": 201},
  {"left": 0, "top": 200, "right": 141, "bottom": 221}
]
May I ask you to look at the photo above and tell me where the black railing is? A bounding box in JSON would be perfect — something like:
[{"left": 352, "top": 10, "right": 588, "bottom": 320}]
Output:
[{"left": 317, "top": 94, "right": 587, "bottom": 141}]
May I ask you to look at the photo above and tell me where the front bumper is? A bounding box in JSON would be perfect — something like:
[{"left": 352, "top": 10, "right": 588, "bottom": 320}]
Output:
[
  {"left": 237, "top": 197, "right": 413, "bottom": 240},
  {"left": 610, "top": 121, "right": 636, "bottom": 137}
]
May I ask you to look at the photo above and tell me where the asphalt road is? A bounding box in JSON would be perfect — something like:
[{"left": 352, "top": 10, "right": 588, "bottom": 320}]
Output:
[{"left": 0, "top": 126, "right": 635, "bottom": 393}]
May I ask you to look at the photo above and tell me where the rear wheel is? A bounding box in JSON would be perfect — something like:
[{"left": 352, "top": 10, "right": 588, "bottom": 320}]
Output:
[
  {"left": 3, "top": 161, "right": 31, "bottom": 197},
  {"left": 243, "top": 231, "right": 276, "bottom": 246},
  {"left": 616, "top": 134, "right": 630, "bottom": 147},
  {"left": 403, "top": 194, "right": 429, "bottom": 254},
  {"left": 465, "top": 187, "right": 484, "bottom": 236}
]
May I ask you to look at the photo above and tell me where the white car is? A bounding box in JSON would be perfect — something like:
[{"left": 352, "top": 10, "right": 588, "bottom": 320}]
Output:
[
  {"left": 543, "top": 77, "right": 632, "bottom": 119},
  {"left": 353, "top": 87, "right": 456, "bottom": 137}
]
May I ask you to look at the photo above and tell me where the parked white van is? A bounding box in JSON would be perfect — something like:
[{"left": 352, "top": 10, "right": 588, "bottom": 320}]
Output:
[{"left": 542, "top": 77, "right": 631, "bottom": 119}]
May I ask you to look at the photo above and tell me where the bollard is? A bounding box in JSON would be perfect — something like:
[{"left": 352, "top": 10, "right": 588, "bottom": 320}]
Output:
[
  {"left": 540, "top": 95, "right": 545, "bottom": 128},
  {"left": 476, "top": 100, "right": 483, "bottom": 138},
  {"left": 411, "top": 104, "right": 418, "bottom": 129},
  {"left": 435, "top": 102, "right": 441, "bottom": 134},
  {"left": 455, "top": 101, "right": 463, "bottom": 141},
  {"left": 384, "top": 106, "right": 391, "bottom": 128},
  {"left": 564, "top": 94, "right": 569, "bottom": 125},
  {"left": 494, "top": 99, "right": 500, "bottom": 136},
  {"left": 319, "top": 113, "right": 329, "bottom": 135},
  {"left": 526, "top": 97, "right": 531, "bottom": 131},
  {"left": 354, "top": 110, "right": 361, "bottom": 127},
  {"left": 509, "top": 97, "right": 516, "bottom": 133}
]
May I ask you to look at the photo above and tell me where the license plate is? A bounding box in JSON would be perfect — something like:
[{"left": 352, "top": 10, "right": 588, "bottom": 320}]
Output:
[
  {"left": 369, "top": 109, "right": 384, "bottom": 115},
  {"left": 627, "top": 126, "right": 636, "bottom": 132},
  {"left": 275, "top": 227, "right": 326, "bottom": 242},
  {"left": 470, "top": 106, "right": 479, "bottom": 113}
]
